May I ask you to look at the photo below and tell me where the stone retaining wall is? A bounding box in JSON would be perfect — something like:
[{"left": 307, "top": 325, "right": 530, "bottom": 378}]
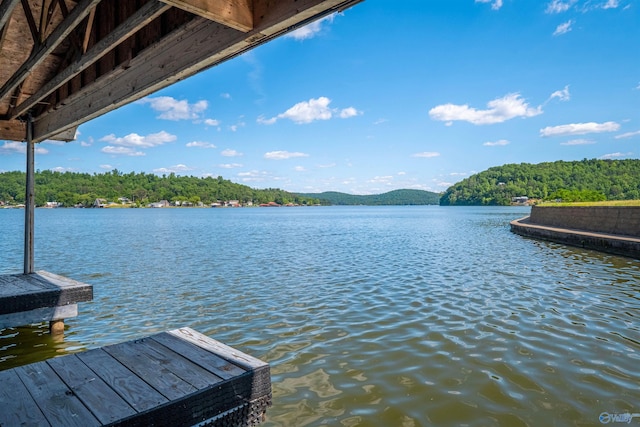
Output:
[{"left": 529, "top": 206, "right": 640, "bottom": 237}]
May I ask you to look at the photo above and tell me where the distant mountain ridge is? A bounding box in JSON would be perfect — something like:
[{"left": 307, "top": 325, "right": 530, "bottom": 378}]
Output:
[{"left": 294, "top": 189, "right": 440, "bottom": 205}]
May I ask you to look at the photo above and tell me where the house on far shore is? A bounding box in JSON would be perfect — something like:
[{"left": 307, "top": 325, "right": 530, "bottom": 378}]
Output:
[
  {"left": 511, "top": 196, "right": 529, "bottom": 205},
  {"left": 93, "top": 198, "right": 107, "bottom": 208},
  {"left": 148, "top": 200, "right": 170, "bottom": 208}
]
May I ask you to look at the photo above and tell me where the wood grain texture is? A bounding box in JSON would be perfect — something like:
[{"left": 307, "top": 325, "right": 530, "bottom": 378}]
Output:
[
  {"left": 77, "top": 348, "right": 168, "bottom": 413},
  {"left": 15, "top": 360, "right": 100, "bottom": 427},
  {"left": 47, "top": 354, "right": 137, "bottom": 424}
]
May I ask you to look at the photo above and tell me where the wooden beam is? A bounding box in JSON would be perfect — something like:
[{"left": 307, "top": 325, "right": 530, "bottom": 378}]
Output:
[
  {"left": 0, "top": 0, "right": 20, "bottom": 31},
  {"left": 160, "top": 0, "right": 253, "bottom": 32},
  {"left": 82, "top": 6, "right": 97, "bottom": 53},
  {"left": 20, "top": 0, "right": 40, "bottom": 44},
  {"left": 39, "top": 0, "right": 55, "bottom": 42},
  {"left": 0, "top": 0, "right": 102, "bottom": 105},
  {"left": 11, "top": 0, "right": 171, "bottom": 120},
  {"left": 253, "top": 0, "right": 363, "bottom": 36},
  {"left": 32, "top": 0, "right": 361, "bottom": 141}
]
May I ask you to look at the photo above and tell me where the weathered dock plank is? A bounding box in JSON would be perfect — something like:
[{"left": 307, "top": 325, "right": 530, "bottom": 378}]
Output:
[
  {"left": 77, "top": 348, "right": 169, "bottom": 413},
  {"left": 0, "top": 368, "right": 49, "bottom": 426},
  {"left": 0, "top": 327, "right": 272, "bottom": 427},
  {"left": 15, "top": 360, "right": 101, "bottom": 427},
  {"left": 47, "top": 354, "right": 138, "bottom": 425}
]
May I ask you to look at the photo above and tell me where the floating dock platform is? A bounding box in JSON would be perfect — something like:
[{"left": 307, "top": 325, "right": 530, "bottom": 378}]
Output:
[
  {"left": 0, "top": 327, "right": 272, "bottom": 426},
  {"left": 0, "top": 271, "right": 93, "bottom": 333}
]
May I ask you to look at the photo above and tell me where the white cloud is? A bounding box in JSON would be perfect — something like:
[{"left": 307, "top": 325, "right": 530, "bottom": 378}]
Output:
[
  {"left": 615, "top": 130, "right": 640, "bottom": 139},
  {"left": 153, "top": 164, "right": 194, "bottom": 174},
  {"left": 186, "top": 141, "right": 216, "bottom": 148},
  {"left": 264, "top": 151, "right": 309, "bottom": 160},
  {"left": 412, "top": 152, "right": 441, "bottom": 158},
  {"left": 218, "top": 163, "right": 243, "bottom": 169},
  {"left": 318, "top": 163, "right": 336, "bottom": 168},
  {"left": 229, "top": 121, "right": 245, "bottom": 132},
  {"left": 483, "top": 139, "right": 510, "bottom": 146},
  {"left": 429, "top": 93, "right": 542, "bottom": 125},
  {"left": 100, "top": 131, "right": 176, "bottom": 148},
  {"left": 204, "top": 119, "right": 220, "bottom": 126},
  {"left": 294, "top": 166, "right": 306, "bottom": 172},
  {"left": 553, "top": 20, "right": 573, "bottom": 36},
  {"left": 475, "top": 0, "right": 503, "bottom": 10},
  {"left": 373, "top": 118, "right": 388, "bottom": 125},
  {"left": 599, "top": 152, "right": 633, "bottom": 159},
  {"left": 540, "top": 121, "right": 620, "bottom": 137},
  {"left": 285, "top": 15, "right": 335, "bottom": 40},
  {"left": 99, "top": 164, "right": 113, "bottom": 169},
  {"left": 549, "top": 85, "right": 571, "bottom": 102},
  {"left": 560, "top": 138, "right": 596, "bottom": 145},
  {"left": 101, "top": 146, "right": 145, "bottom": 156},
  {"left": 237, "top": 170, "right": 269, "bottom": 183},
  {"left": 139, "top": 96, "right": 207, "bottom": 120},
  {"left": 545, "top": 0, "right": 577, "bottom": 13},
  {"left": 0, "top": 141, "right": 48, "bottom": 155},
  {"left": 602, "top": 0, "right": 619, "bottom": 9},
  {"left": 220, "top": 93, "right": 232, "bottom": 100},
  {"left": 221, "top": 149, "right": 242, "bottom": 157},
  {"left": 368, "top": 175, "right": 394, "bottom": 184},
  {"left": 339, "top": 107, "right": 361, "bottom": 119},
  {"left": 259, "top": 97, "right": 361, "bottom": 125}
]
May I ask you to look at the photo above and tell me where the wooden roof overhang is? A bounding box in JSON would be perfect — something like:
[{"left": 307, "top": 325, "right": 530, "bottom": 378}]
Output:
[{"left": 0, "top": 0, "right": 362, "bottom": 143}]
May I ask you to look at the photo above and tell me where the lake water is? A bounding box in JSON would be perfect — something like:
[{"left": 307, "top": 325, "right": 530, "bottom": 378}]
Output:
[{"left": 1, "top": 206, "right": 639, "bottom": 426}]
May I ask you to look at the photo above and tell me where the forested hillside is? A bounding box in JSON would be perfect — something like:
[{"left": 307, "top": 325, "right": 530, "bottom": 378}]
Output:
[
  {"left": 295, "top": 189, "right": 440, "bottom": 205},
  {"left": 0, "top": 170, "right": 320, "bottom": 207},
  {"left": 440, "top": 159, "right": 640, "bottom": 206}
]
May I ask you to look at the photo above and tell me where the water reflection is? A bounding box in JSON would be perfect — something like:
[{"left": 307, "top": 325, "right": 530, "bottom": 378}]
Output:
[{"left": 0, "top": 324, "right": 85, "bottom": 369}]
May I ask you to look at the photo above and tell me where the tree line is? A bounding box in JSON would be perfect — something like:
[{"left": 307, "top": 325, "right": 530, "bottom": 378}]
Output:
[
  {"left": 440, "top": 159, "right": 640, "bottom": 206},
  {"left": 0, "top": 170, "right": 321, "bottom": 207},
  {"left": 295, "top": 189, "right": 441, "bottom": 205}
]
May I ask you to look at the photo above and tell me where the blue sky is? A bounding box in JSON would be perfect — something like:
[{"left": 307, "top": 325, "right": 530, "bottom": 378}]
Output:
[{"left": 1, "top": 0, "right": 639, "bottom": 195}]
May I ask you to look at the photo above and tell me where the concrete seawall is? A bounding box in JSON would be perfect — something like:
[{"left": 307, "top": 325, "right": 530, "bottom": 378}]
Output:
[{"left": 510, "top": 206, "right": 640, "bottom": 259}]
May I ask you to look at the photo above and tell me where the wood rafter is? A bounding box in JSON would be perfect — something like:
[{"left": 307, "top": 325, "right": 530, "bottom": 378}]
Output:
[
  {"left": 11, "top": 0, "right": 171, "bottom": 119},
  {"left": 0, "top": 0, "right": 21, "bottom": 31},
  {"left": 82, "top": 6, "right": 96, "bottom": 53},
  {"left": 20, "top": 0, "right": 40, "bottom": 44},
  {"left": 161, "top": 0, "right": 253, "bottom": 32},
  {"left": 0, "top": 0, "right": 101, "bottom": 105},
  {"left": 39, "top": 0, "right": 55, "bottom": 42}
]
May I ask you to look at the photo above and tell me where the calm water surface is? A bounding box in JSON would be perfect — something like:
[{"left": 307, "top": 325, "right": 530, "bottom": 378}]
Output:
[{"left": 1, "top": 206, "right": 639, "bottom": 426}]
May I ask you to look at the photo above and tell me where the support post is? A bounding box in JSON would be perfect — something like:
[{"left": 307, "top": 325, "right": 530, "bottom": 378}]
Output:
[
  {"left": 50, "top": 319, "right": 65, "bottom": 337},
  {"left": 24, "top": 114, "right": 35, "bottom": 274}
]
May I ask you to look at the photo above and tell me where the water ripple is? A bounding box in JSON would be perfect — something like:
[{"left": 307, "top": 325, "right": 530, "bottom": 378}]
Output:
[{"left": 1, "top": 207, "right": 639, "bottom": 426}]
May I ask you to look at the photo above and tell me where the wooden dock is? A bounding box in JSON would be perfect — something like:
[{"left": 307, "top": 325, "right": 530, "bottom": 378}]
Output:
[
  {"left": 0, "top": 271, "right": 93, "bottom": 332},
  {"left": 0, "top": 327, "right": 272, "bottom": 426}
]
